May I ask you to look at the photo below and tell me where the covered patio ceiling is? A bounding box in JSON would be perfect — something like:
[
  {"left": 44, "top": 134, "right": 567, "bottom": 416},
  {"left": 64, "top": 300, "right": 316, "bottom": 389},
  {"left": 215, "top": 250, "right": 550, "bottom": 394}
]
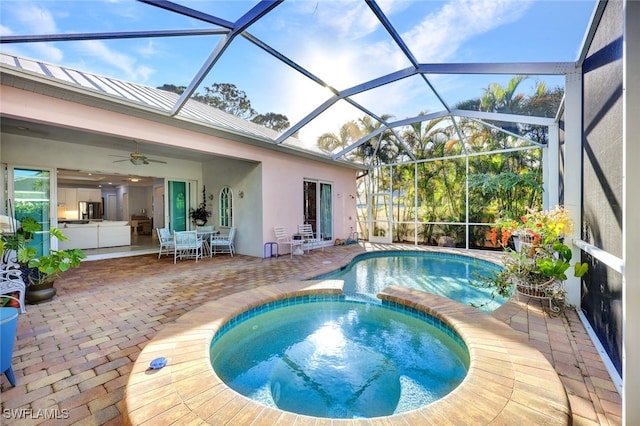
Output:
[{"left": 0, "top": 0, "right": 598, "bottom": 167}]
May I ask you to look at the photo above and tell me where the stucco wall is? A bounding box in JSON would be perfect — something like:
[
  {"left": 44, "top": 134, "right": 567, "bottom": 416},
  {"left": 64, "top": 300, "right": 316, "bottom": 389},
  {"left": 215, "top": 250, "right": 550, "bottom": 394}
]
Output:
[{"left": 1, "top": 84, "right": 359, "bottom": 258}]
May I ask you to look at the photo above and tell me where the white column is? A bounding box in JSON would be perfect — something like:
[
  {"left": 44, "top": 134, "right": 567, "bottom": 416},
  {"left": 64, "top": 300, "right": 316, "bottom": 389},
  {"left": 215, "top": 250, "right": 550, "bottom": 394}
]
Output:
[
  {"left": 563, "top": 70, "right": 583, "bottom": 306},
  {"left": 623, "top": 1, "right": 640, "bottom": 423},
  {"left": 544, "top": 124, "right": 560, "bottom": 209}
]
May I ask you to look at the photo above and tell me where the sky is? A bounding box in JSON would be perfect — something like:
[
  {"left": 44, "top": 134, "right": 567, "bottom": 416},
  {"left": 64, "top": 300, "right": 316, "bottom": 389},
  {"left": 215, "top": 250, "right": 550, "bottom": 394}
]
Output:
[{"left": 0, "top": 0, "right": 597, "bottom": 148}]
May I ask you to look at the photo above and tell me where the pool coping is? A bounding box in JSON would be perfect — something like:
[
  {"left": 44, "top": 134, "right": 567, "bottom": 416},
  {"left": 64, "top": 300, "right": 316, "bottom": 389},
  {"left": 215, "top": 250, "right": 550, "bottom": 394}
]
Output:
[{"left": 123, "top": 280, "right": 570, "bottom": 425}]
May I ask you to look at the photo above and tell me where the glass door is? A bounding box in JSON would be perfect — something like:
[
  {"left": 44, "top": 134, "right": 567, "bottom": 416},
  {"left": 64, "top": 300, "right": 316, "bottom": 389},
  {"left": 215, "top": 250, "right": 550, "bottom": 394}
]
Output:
[
  {"left": 167, "top": 180, "right": 187, "bottom": 232},
  {"left": 8, "top": 167, "right": 53, "bottom": 255},
  {"left": 303, "top": 180, "right": 332, "bottom": 242}
]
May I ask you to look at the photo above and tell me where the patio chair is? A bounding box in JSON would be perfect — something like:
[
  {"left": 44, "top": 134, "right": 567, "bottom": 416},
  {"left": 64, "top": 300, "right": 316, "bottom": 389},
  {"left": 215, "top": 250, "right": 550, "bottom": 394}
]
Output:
[
  {"left": 0, "top": 268, "right": 26, "bottom": 314},
  {"left": 274, "top": 226, "right": 304, "bottom": 258},
  {"left": 173, "top": 230, "right": 203, "bottom": 263},
  {"left": 210, "top": 228, "right": 236, "bottom": 256},
  {"left": 156, "top": 227, "right": 174, "bottom": 259},
  {"left": 298, "top": 223, "right": 323, "bottom": 253}
]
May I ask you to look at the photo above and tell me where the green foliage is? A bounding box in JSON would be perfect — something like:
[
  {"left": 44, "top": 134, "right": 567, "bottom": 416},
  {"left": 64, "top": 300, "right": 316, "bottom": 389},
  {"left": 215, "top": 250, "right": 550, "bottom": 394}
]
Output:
[
  {"left": 28, "top": 248, "right": 86, "bottom": 281},
  {"left": 468, "top": 171, "right": 542, "bottom": 220},
  {"left": 331, "top": 77, "right": 562, "bottom": 243},
  {"left": 157, "top": 82, "right": 290, "bottom": 131},
  {"left": 189, "top": 186, "right": 211, "bottom": 224},
  {"left": 0, "top": 216, "right": 86, "bottom": 284},
  {"left": 251, "top": 112, "right": 290, "bottom": 132}
]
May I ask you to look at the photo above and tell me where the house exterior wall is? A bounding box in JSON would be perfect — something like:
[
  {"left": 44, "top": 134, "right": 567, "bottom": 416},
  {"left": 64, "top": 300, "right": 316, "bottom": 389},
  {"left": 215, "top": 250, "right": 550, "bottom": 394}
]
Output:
[{"left": 0, "top": 84, "right": 358, "bottom": 258}]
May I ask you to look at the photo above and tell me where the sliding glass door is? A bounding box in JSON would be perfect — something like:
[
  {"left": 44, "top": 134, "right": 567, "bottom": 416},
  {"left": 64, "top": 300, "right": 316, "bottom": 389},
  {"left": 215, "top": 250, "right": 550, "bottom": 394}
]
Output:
[
  {"left": 303, "top": 180, "right": 332, "bottom": 242},
  {"left": 6, "top": 167, "right": 52, "bottom": 255}
]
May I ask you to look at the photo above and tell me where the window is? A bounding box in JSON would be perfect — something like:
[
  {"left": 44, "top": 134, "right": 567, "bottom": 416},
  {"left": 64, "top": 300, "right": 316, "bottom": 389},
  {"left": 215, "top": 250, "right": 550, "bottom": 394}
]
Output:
[{"left": 219, "top": 186, "right": 233, "bottom": 228}]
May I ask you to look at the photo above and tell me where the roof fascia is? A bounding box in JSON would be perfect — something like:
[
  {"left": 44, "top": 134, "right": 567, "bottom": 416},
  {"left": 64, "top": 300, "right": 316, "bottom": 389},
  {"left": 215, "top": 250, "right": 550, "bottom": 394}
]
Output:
[{"left": 1, "top": 66, "right": 362, "bottom": 171}]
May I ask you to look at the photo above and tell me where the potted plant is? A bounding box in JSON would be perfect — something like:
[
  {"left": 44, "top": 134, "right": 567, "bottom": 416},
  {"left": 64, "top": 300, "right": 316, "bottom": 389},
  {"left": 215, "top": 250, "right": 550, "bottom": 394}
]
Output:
[
  {"left": 0, "top": 217, "right": 86, "bottom": 304},
  {"left": 483, "top": 206, "right": 588, "bottom": 312},
  {"left": 189, "top": 186, "right": 211, "bottom": 226}
]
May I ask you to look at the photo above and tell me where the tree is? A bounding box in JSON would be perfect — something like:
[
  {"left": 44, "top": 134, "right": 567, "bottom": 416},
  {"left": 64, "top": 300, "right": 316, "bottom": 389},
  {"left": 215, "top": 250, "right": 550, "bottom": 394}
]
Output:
[
  {"left": 327, "top": 77, "right": 562, "bottom": 246},
  {"left": 200, "top": 83, "right": 256, "bottom": 119},
  {"left": 157, "top": 84, "right": 186, "bottom": 95},
  {"left": 317, "top": 120, "right": 362, "bottom": 154},
  {"left": 251, "top": 113, "right": 290, "bottom": 132},
  {"left": 157, "top": 82, "right": 290, "bottom": 131}
]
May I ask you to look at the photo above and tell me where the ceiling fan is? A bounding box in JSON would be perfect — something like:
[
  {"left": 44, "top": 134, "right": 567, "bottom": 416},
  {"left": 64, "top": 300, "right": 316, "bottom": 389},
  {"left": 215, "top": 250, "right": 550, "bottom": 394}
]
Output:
[{"left": 111, "top": 141, "right": 167, "bottom": 165}]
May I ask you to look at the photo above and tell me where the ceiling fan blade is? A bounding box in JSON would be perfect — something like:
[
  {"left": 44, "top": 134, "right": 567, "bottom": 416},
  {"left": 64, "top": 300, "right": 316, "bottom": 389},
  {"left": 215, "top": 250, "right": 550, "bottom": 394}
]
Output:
[
  {"left": 113, "top": 159, "right": 130, "bottom": 163},
  {"left": 145, "top": 158, "right": 167, "bottom": 164},
  {"left": 109, "top": 154, "right": 130, "bottom": 158}
]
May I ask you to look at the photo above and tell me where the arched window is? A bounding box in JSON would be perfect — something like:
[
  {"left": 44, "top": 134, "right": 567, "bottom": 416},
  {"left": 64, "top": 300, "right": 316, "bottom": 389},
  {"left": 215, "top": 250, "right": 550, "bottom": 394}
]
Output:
[{"left": 219, "top": 186, "right": 233, "bottom": 228}]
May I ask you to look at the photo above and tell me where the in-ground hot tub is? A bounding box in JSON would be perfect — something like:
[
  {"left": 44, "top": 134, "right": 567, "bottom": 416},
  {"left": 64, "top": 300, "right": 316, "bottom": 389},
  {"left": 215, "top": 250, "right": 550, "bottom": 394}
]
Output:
[
  {"left": 210, "top": 294, "right": 470, "bottom": 419},
  {"left": 124, "top": 279, "right": 570, "bottom": 425}
]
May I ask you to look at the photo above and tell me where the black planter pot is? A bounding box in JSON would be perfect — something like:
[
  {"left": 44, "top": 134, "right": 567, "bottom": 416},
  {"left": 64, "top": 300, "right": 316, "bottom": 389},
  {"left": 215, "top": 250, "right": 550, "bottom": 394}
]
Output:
[
  {"left": 26, "top": 282, "right": 57, "bottom": 304},
  {"left": 21, "top": 267, "right": 57, "bottom": 304}
]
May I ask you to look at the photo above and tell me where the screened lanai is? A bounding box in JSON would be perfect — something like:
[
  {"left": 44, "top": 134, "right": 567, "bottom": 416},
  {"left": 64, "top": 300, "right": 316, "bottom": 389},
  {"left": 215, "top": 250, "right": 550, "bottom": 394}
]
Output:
[
  {"left": 1, "top": 0, "right": 638, "bottom": 423},
  {"left": 0, "top": 0, "right": 592, "bottom": 245}
]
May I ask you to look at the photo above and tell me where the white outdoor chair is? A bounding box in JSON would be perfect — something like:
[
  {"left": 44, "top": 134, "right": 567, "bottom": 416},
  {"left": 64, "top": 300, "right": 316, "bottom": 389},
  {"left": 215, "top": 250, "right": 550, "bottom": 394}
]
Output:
[
  {"left": 173, "top": 230, "right": 203, "bottom": 263},
  {"left": 156, "top": 227, "right": 174, "bottom": 259},
  {"left": 274, "top": 226, "right": 304, "bottom": 258},
  {"left": 210, "top": 228, "right": 236, "bottom": 256},
  {"left": 297, "top": 223, "right": 323, "bottom": 253},
  {"left": 0, "top": 268, "right": 26, "bottom": 313}
]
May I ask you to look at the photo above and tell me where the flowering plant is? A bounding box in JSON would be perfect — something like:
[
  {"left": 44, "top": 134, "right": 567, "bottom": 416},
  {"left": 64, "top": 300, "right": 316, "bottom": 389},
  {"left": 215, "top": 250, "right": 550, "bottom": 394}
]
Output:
[
  {"left": 490, "top": 205, "right": 574, "bottom": 248},
  {"left": 480, "top": 205, "right": 588, "bottom": 312}
]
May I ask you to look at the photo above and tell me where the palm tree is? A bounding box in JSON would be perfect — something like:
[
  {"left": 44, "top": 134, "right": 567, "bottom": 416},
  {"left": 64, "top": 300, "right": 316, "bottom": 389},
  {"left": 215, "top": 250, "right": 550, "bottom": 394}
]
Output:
[{"left": 317, "top": 120, "right": 362, "bottom": 154}]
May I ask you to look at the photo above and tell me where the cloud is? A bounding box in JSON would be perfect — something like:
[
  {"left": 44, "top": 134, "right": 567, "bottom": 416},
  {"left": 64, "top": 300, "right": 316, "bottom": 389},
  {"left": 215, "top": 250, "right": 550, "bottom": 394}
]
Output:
[
  {"left": 3, "top": 4, "right": 63, "bottom": 62},
  {"left": 0, "top": 25, "right": 14, "bottom": 36},
  {"left": 402, "top": 0, "right": 532, "bottom": 63},
  {"left": 279, "top": 0, "right": 533, "bottom": 146},
  {"left": 13, "top": 5, "right": 59, "bottom": 34},
  {"left": 77, "top": 40, "right": 154, "bottom": 82},
  {"left": 136, "top": 40, "right": 158, "bottom": 59}
]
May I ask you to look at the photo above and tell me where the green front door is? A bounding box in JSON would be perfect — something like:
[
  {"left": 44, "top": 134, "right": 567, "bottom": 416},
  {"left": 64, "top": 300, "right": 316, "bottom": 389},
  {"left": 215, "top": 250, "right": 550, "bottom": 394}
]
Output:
[{"left": 168, "top": 180, "right": 187, "bottom": 232}]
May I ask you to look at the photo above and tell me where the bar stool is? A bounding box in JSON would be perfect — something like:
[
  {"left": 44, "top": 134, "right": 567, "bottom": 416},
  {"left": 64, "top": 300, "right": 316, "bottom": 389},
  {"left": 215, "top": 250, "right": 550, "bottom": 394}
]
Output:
[{"left": 0, "top": 307, "right": 19, "bottom": 386}]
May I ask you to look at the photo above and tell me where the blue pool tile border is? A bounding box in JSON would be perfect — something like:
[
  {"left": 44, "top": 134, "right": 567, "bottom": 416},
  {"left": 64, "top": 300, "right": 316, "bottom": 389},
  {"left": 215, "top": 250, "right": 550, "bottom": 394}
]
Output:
[{"left": 210, "top": 294, "right": 468, "bottom": 356}]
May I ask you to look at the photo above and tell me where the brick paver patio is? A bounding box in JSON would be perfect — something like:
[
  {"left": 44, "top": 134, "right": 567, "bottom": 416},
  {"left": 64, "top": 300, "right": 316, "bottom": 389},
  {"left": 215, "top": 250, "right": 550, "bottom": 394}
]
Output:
[{"left": 0, "top": 243, "right": 622, "bottom": 425}]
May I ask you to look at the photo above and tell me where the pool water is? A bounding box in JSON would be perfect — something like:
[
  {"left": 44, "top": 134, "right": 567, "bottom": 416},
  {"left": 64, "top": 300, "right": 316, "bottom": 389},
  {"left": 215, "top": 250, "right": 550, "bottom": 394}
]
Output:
[
  {"left": 317, "top": 251, "right": 506, "bottom": 312},
  {"left": 210, "top": 297, "right": 469, "bottom": 419}
]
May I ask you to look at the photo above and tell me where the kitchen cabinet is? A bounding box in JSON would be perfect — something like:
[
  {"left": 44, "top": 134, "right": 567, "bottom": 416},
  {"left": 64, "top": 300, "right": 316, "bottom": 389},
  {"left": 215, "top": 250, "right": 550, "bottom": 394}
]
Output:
[
  {"left": 76, "top": 188, "right": 102, "bottom": 202},
  {"left": 57, "top": 188, "right": 78, "bottom": 208}
]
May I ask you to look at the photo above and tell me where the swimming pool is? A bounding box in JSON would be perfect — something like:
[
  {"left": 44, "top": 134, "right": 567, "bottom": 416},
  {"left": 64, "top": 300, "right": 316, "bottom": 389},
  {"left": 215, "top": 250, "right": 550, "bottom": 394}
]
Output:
[
  {"left": 315, "top": 251, "right": 506, "bottom": 312},
  {"left": 210, "top": 294, "right": 469, "bottom": 418}
]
